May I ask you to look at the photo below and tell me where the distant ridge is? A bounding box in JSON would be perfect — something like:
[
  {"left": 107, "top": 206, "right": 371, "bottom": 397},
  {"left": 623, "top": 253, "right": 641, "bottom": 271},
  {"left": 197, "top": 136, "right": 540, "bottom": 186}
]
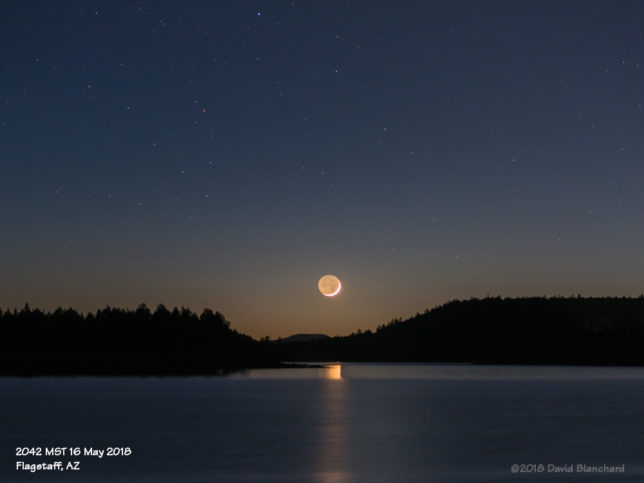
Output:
[{"left": 279, "top": 333, "right": 330, "bottom": 343}]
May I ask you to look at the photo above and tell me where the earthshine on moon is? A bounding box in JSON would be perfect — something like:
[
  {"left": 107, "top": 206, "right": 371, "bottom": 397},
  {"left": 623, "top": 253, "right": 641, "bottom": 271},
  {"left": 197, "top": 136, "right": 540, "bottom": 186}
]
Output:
[{"left": 318, "top": 274, "right": 342, "bottom": 297}]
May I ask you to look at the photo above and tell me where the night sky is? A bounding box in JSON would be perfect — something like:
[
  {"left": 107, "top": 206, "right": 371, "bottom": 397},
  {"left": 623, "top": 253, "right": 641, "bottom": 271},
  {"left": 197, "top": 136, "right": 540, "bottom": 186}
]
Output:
[{"left": 3, "top": 1, "right": 644, "bottom": 338}]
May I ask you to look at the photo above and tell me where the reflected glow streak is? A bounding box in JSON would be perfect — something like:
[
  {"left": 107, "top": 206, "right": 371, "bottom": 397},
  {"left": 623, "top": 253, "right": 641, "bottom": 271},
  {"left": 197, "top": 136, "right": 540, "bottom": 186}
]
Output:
[{"left": 325, "top": 364, "right": 342, "bottom": 380}]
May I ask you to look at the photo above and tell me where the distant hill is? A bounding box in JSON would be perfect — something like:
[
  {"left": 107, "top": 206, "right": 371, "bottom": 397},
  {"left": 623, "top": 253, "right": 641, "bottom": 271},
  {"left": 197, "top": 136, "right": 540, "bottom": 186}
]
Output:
[
  {"left": 279, "top": 333, "right": 330, "bottom": 343},
  {"left": 276, "top": 296, "right": 644, "bottom": 366}
]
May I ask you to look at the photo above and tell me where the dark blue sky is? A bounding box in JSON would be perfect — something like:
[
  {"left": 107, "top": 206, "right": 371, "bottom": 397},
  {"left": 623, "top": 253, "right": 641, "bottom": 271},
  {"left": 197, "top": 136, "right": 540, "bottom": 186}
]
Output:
[{"left": 3, "top": 1, "right": 644, "bottom": 337}]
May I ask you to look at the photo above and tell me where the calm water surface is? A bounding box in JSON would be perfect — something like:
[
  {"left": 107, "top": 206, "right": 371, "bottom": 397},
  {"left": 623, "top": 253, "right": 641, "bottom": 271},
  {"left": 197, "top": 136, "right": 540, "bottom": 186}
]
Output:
[{"left": 1, "top": 364, "right": 644, "bottom": 482}]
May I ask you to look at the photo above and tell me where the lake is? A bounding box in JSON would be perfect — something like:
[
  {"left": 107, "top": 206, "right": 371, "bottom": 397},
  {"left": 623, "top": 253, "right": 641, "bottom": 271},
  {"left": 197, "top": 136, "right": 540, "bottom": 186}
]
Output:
[{"left": 1, "top": 364, "right": 644, "bottom": 482}]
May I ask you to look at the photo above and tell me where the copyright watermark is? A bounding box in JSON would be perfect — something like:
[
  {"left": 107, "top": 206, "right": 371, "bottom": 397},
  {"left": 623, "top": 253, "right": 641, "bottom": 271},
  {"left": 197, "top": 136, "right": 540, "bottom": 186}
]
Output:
[{"left": 511, "top": 463, "right": 625, "bottom": 474}]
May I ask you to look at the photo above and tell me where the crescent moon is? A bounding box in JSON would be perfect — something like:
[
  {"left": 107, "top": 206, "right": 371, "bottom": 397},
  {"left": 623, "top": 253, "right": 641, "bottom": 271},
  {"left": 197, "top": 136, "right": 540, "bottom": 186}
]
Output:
[
  {"left": 318, "top": 274, "right": 342, "bottom": 297},
  {"left": 326, "top": 280, "right": 342, "bottom": 297}
]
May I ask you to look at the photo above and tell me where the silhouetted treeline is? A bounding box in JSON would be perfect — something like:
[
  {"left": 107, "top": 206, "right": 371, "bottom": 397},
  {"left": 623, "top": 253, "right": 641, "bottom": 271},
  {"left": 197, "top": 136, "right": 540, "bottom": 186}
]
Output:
[
  {"left": 6, "top": 296, "right": 644, "bottom": 375},
  {"left": 0, "top": 304, "right": 278, "bottom": 375},
  {"left": 277, "top": 296, "right": 644, "bottom": 366}
]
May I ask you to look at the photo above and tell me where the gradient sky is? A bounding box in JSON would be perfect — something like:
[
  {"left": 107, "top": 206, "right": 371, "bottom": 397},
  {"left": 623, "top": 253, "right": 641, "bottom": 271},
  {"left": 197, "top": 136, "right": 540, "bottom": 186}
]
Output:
[{"left": 3, "top": 1, "right": 644, "bottom": 338}]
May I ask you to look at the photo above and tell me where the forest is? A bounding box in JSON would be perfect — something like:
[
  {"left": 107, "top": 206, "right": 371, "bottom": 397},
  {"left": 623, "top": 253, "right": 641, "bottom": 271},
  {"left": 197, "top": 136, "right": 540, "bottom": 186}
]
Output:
[
  {"left": 3, "top": 296, "right": 644, "bottom": 375},
  {"left": 0, "top": 304, "right": 274, "bottom": 375}
]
